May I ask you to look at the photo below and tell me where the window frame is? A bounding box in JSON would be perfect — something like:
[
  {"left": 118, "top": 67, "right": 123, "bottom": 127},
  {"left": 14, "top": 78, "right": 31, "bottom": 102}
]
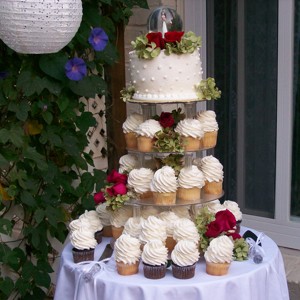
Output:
[{"left": 185, "top": 0, "right": 300, "bottom": 250}]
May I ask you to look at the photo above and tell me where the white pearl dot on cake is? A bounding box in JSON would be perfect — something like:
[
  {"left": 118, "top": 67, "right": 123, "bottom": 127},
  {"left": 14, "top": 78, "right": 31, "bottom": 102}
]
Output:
[
  {"left": 163, "top": 75, "right": 167, "bottom": 79},
  {"left": 142, "top": 78, "right": 146, "bottom": 82},
  {"left": 143, "top": 64, "right": 147, "bottom": 69},
  {"left": 136, "top": 70, "right": 140, "bottom": 74},
  {"left": 145, "top": 89, "right": 149, "bottom": 92},
  {"left": 158, "top": 65, "right": 162, "bottom": 70},
  {"left": 151, "top": 77, "right": 155, "bottom": 81},
  {"left": 133, "top": 80, "right": 136, "bottom": 84},
  {"left": 175, "top": 77, "right": 179, "bottom": 81}
]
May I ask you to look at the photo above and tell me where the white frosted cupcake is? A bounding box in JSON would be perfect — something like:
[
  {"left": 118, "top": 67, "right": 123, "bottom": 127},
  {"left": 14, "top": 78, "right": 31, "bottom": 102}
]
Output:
[
  {"left": 222, "top": 200, "right": 242, "bottom": 232},
  {"left": 150, "top": 166, "right": 178, "bottom": 205},
  {"left": 135, "top": 119, "right": 163, "bottom": 152},
  {"left": 204, "top": 235, "right": 234, "bottom": 276},
  {"left": 114, "top": 234, "right": 141, "bottom": 275},
  {"left": 171, "top": 240, "right": 200, "bottom": 279},
  {"left": 110, "top": 206, "right": 133, "bottom": 239},
  {"left": 158, "top": 211, "right": 180, "bottom": 252},
  {"left": 123, "top": 217, "right": 145, "bottom": 239},
  {"left": 177, "top": 166, "right": 205, "bottom": 202},
  {"left": 122, "top": 113, "right": 144, "bottom": 149},
  {"left": 142, "top": 239, "right": 168, "bottom": 279},
  {"left": 127, "top": 168, "right": 154, "bottom": 199},
  {"left": 199, "top": 155, "right": 224, "bottom": 195},
  {"left": 96, "top": 202, "right": 113, "bottom": 237},
  {"left": 140, "top": 215, "right": 167, "bottom": 245},
  {"left": 70, "top": 228, "right": 97, "bottom": 263},
  {"left": 173, "top": 218, "right": 200, "bottom": 244},
  {"left": 79, "top": 210, "right": 103, "bottom": 243},
  {"left": 196, "top": 110, "right": 218, "bottom": 148},
  {"left": 118, "top": 154, "right": 139, "bottom": 174},
  {"left": 175, "top": 118, "right": 204, "bottom": 151}
]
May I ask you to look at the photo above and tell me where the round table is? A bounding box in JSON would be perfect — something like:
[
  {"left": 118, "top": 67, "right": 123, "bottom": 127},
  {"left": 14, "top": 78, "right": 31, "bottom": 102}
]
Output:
[{"left": 54, "top": 228, "right": 289, "bottom": 300}]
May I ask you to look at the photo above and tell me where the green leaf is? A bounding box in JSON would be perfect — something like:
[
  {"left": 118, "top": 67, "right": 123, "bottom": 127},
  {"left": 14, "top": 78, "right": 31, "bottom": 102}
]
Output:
[
  {"left": 75, "top": 111, "right": 96, "bottom": 133},
  {"left": 16, "top": 71, "right": 44, "bottom": 96},
  {"left": 16, "top": 101, "right": 30, "bottom": 121},
  {"left": 69, "top": 75, "right": 107, "bottom": 98},
  {"left": 33, "top": 270, "right": 51, "bottom": 288},
  {"left": 23, "top": 146, "right": 48, "bottom": 171},
  {"left": 0, "top": 277, "right": 14, "bottom": 296},
  {"left": 42, "top": 111, "right": 53, "bottom": 125},
  {"left": 42, "top": 77, "right": 63, "bottom": 96},
  {"left": 39, "top": 53, "right": 68, "bottom": 81},
  {"left": 57, "top": 96, "right": 70, "bottom": 112},
  {"left": 0, "top": 218, "right": 12, "bottom": 235},
  {"left": 34, "top": 209, "right": 45, "bottom": 224},
  {"left": 0, "top": 128, "right": 10, "bottom": 143},
  {"left": 20, "top": 190, "right": 36, "bottom": 207}
]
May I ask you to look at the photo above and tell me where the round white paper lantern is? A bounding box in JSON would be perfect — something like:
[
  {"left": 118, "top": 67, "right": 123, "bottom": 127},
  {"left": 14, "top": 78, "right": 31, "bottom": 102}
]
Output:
[{"left": 0, "top": 0, "right": 83, "bottom": 54}]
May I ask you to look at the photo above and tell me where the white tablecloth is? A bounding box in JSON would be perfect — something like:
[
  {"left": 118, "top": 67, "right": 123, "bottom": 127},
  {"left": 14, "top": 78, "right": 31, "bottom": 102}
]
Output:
[{"left": 54, "top": 228, "right": 289, "bottom": 300}]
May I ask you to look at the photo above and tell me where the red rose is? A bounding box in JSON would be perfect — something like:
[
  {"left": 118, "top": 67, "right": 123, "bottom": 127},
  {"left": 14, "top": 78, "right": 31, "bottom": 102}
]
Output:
[
  {"left": 94, "top": 191, "right": 106, "bottom": 205},
  {"left": 106, "top": 182, "right": 127, "bottom": 196},
  {"left": 164, "top": 31, "right": 184, "bottom": 43},
  {"left": 159, "top": 112, "right": 175, "bottom": 128},
  {"left": 227, "top": 232, "right": 242, "bottom": 240},
  {"left": 205, "top": 209, "right": 237, "bottom": 238},
  {"left": 146, "top": 32, "right": 165, "bottom": 49},
  {"left": 106, "top": 169, "right": 127, "bottom": 184}
]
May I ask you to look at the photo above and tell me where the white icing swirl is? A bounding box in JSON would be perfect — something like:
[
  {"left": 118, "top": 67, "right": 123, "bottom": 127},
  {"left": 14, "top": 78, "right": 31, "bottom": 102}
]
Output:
[
  {"left": 122, "top": 113, "right": 144, "bottom": 133},
  {"left": 79, "top": 210, "right": 103, "bottom": 232},
  {"left": 134, "top": 119, "right": 162, "bottom": 138},
  {"left": 158, "top": 211, "right": 180, "bottom": 236},
  {"left": 114, "top": 234, "right": 141, "bottom": 264},
  {"left": 110, "top": 206, "right": 133, "bottom": 227},
  {"left": 141, "top": 239, "right": 168, "bottom": 266},
  {"left": 95, "top": 202, "right": 112, "bottom": 226},
  {"left": 174, "top": 118, "right": 204, "bottom": 138},
  {"left": 140, "top": 215, "right": 167, "bottom": 243},
  {"left": 69, "top": 218, "right": 91, "bottom": 232},
  {"left": 178, "top": 166, "right": 205, "bottom": 189},
  {"left": 123, "top": 217, "right": 145, "bottom": 238},
  {"left": 173, "top": 218, "right": 200, "bottom": 243},
  {"left": 150, "top": 166, "right": 178, "bottom": 193},
  {"left": 204, "top": 235, "right": 234, "bottom": 263},
  {"left": 206, "top": 199, "right": 225, "bottom": 214},
  {"left": 196, "top": 110, "right": 218, "bottom": 132},
  {"left": 171, "top": 206, "right": 191, "bottom": 219},
  {"left": 118, "top": 154, "right": 139, "bottom": 174},
  {"left": 127, "top": 168, "right": 154, "bottom": 194},
  {"left": 199, "top": 155, "right": 224, "bottom": 182},
  {"left": 171, "top": 240, "right": 200, "bottom": 266},
  {"left": 222, "top": 200, "right": 242, "bottom": 221},
  {"left": 70, "top": 228, "right": 97, "bottom": 250},
  {"left": 141, "top": 206, "right": 160, "bottom": 219}
]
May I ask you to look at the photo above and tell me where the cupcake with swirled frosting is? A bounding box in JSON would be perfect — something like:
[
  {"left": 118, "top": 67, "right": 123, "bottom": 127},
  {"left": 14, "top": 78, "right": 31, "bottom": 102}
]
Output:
[
  {"left": 79, "top": 210, "right": 103, "bottom": 243},
  {"left": 199, "top": 155, "right": 224, "bottom": 195},
  {"left": 204, "top": 235, "right": 234, "bottom": 276},
  {"left": 114, "top": 234, "right": 141, "bottom": 275},
  {"left": 70, "top": 228, "right": 97, "bottom": 263},
  {"left": 222, "top": 200, "right": 242, "bottom": 233},
  {"left": 171, "top": 240, "right": 200, "bottom": 279},
  {"left": 110, "top": 206, "right": 133, "bottom": 239},
  {"left": 158, "top": 211, "right": 180, "bottom": 252},
  {"left": 174, "top": 118, "right": 204, "bottom": 151},
  {"left": 177, "top": 166, "right": 205, "bottom": 202},
  {"left": 118, "top": 154, "right": 139, "bottom": 174},
  {"left": 123, "top": 217, "right": 145, "bottom": 239},
  {"left": 196, "top": 110, "right": 218, "bottom": 148},
  {"left": 96, "top": 202, "right": 113, "bottom": 237},
  {"left": 173, "top": 218, "right": 200, "bottom": 244},
  {"left": 150, "top": 166, "right": 178, "bottom": 205},
  {"left": 122, "top": 113, "right": 144, "bottom": 149},
  {"left": 127, "top": 168, "right": 154, "bottom": 200},
  {"left": 140, "top": 215, "right": 167, "bottom": 245},
  {"left": 141, "top": 239, "right": 168, "bottom": 279},
  {"left": 135, "top": 119, "right": 163, "bottom": 152}
]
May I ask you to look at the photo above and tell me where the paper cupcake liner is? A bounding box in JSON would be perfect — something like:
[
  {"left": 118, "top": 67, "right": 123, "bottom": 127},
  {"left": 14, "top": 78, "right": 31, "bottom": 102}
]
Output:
[
  {"left": 116, "top": 260, "right": 140, "bottom": 276},
  {"left": 205, "top": 261, "right": 230, "bottom": 276},
  {"left": 72, "top": 248, "right": 94, "bottom": 263},
  {"left": 172, "top": 262, "right": 196, "bottom": 279},
  {"left": 143, "top": 263, "right": 167, "bottom": 279}
]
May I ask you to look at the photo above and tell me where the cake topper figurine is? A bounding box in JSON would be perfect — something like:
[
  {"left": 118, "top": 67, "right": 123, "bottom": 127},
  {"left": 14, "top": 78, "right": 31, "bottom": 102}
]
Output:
[{"left": 147, "top": 7, "right": 183, "bottom": 35}]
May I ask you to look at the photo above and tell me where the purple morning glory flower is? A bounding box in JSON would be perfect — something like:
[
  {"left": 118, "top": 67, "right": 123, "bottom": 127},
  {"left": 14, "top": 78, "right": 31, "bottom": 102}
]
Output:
[
  {"left": 88, "top": 28, "right": 109, "bottom": 51},
  {"left": 0, "top": 71, "right": 8, "bottom": 80},
  {"left": 64, "top": 58, "right": 87, "bottom": 81}
]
